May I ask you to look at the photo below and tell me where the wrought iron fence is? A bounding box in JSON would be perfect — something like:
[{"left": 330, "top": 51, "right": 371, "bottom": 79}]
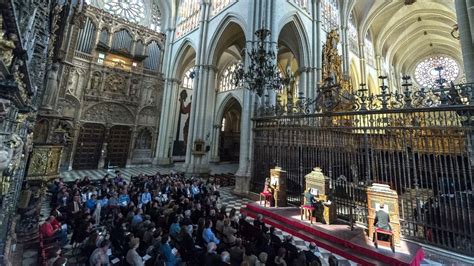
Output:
[{"left": 251, "top": 80, "right": 474, "bottom": 254}]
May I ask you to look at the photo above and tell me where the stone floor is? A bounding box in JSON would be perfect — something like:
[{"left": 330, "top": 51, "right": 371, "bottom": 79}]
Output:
[{"left": 19, "top": 164, "right": 473, "bottom": 265}]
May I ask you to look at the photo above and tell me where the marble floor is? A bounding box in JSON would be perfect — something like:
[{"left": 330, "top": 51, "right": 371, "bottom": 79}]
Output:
[{"left": 60, "top": 162, "right": 239, "bottom": 182}]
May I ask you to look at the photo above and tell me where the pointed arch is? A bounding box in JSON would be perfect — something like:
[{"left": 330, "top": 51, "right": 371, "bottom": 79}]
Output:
[
  {"left": 277, "top": 13, "right": 311, "bottom": 67},
  {"left": 171, "top": 39, "right": 197, "bottom": 80},
  {"left": 215, "top": 93, "right": 243, "bottom": 125},
  {"left": 207, "top": 14, "right": 248, "bottom": 67}
]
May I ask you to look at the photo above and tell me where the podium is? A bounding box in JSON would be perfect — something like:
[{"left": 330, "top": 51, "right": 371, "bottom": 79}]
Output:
[
  {"left": 304, "top": 167, "right": 336, "bottom": 224},
  {"left": 367, "top": 183, "right": 401, "bottom": 245},
  {"left": 269, "top": 166, "right": 287, "bottom": 207}
]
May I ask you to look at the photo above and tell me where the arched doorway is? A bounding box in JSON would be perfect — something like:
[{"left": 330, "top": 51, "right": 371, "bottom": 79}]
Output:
[
  {"left": 219, "top": 98, "right": 241, "bottom": 162},
  {"left": 72, "top": 123, "right": 105, "bottom": 170}
]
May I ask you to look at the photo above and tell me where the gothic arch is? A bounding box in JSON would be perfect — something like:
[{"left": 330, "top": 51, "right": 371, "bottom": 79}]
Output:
[
  {"left": 367, "top": 75, "right": 377, "bottom": 94},
  {"left": 81, "top": 102, "right": 135, "bottom": 125},
  {"left": 277, "top": 13, "right": 311, "bottom": 68},
  {"left": 207, "top": 14, "right": 248, "bottom": 67},
  {"left": 171, "top": 39, "right": 197, "bottom": 80},
  {"left": 215, "top": 93, "right": 243, "bottom": 126},
  {"left": 349, "top": 59, "right": 360, "bottom": 91}
]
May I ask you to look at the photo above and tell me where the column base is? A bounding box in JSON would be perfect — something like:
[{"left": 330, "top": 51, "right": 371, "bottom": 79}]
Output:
[
  {"left": 234, "top": 174, "right": 251, "bottom": 194},
  {"left": 209, "top": 156, "right": 220, "bottom": 163},
  {"left": 182, "top": 163, "right": 210, "bottom": 176},
  {"left": 153, "top": 157, "right": 173, "bottom": 166}
]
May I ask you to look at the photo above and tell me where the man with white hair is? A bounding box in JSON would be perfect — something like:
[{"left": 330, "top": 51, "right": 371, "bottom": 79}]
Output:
[
  {"left": 220, "top": 251, "right": 231, "bottom": 265},
  {"left": 204, "top": 242, "right": 220, "bottom": 265}
]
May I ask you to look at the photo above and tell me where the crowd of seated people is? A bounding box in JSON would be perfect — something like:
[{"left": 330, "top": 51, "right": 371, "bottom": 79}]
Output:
[{"left": 43, "top": 170, "right": 337, "bottom": 266}]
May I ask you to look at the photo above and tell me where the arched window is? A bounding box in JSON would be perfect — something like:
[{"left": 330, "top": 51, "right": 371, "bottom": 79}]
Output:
[
  {"left": 349, "top": 14, "right": 358, "bottom": 55},
  {"left": 103, "top": 0, "right": 145, "bottom": 24},
  {"left": 176, "top": 0, "right": 201, "bottom": 38},
  {"left": 76, "top": 17, "right": 96, "bottom": 54},
  {"left": 111, "top": 29, "right": 133, "bottom": 53},
  {"left": 364, "top": 32, "right": 375, "bottom": 67},
  {"left": 182, "top": 68, "right": 195, "bottom": 89},
  {"left": 321, "top": 0, "right": 339, "bottom": 32},
  {"left": 143, "top": 41, "right": 161, "bottom": 71},
  {"left": 415, "top": 56, "right": 459, "bottom": 88},
  {"left": 218, "top": 62, "right": 240, "bottom": 92},
  {"left": 212, "top": 0, "right": 234, "bottom": 16},
  {"left": 150, "top": 2, "right": 161, "bottom": 32}
]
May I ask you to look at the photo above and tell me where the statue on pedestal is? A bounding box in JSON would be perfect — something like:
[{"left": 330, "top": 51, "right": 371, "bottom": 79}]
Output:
[{"left": 42, "top": 63, "right": 60, "bottom": 109}]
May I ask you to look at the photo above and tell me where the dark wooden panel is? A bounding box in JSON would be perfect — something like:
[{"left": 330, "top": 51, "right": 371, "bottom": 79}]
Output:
[
  {"left": 72, "top": 124, "right": 105, "bottom": 170},
  {"left": 106, "top": 125, "right": 131, "bottom": 168}
]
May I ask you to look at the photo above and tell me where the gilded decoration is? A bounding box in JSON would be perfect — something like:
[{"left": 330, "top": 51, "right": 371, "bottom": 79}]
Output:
[
  {"left": 317, "top": 30, "right": 354, "bottom": 112},
  {"left": 82, "top": 102, "right": 134, "bottom": 124},
  {"left": 0, "top": 16, "right": 15, "bottom": 69}
]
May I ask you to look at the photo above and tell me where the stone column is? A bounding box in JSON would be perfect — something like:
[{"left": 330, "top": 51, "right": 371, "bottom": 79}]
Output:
[
  {"left": 358, "top": 42, "right": 367, "bottom": 86},
  {"left": 311, "top": 0, "right": 322, "bottom": 100},
  {"left": 126, "top": 127, "right": 137, "bottom": 167},
  {"left": 341, "top": 24, "right": 350, "bottom": 76},
  {"left": 154, "top": 79, "right": 179, "bottom": 165},
  {"left": 153, "top": 23, "right": 175, "bottom": 165},
  {"left": 183, "top": 0, "right": 212, "bottom": 175},
  {"left": 67, "top": 122, "right": 81, "bottom": 170},
  {"left": 455, "top": 0, "right": 474, "bottom": 83}
]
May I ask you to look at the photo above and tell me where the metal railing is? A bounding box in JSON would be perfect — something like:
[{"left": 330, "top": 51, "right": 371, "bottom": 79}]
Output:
[{"left": 251, "top": 79, "right": 474, "bottom": 254}]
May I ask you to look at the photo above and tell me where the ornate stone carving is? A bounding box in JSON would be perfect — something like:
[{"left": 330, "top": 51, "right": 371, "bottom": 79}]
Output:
[
  {"left": 138, "top": 107, "right": 157, "bottom": 125},
  {"left": 82, "top": 102, "right": 134, "bottom": 124},
  {"left": 42, "top": 63, "right": 60, "bottom": 109},
  {"left": 67, "top": 68, "right": 86, "bottom": 97},
  {"left": 104, "top": 74, "right": 127, "bottom": 94},
  {"left": 88, "top": 71, "right": 103, "bottom": 95}
]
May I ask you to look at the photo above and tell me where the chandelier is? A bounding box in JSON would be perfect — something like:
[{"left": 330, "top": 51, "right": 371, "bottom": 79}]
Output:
[{"left": 233, "top": 29, "right": 282, "bottom": 97}]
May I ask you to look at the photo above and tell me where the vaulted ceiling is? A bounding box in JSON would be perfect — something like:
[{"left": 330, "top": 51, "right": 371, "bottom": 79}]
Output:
[{"left": 345, "top": 0, "right": 460, "bottom": 75}]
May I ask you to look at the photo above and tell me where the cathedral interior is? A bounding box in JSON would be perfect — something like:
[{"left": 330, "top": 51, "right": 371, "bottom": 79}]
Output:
[{"left": 0, "top": 0, "right": 473, "bottom": 265}]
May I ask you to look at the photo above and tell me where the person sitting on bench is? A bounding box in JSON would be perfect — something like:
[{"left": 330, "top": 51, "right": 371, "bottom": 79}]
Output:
[{"left": 374, "top": 203, "right": 391, "bottom": 241}]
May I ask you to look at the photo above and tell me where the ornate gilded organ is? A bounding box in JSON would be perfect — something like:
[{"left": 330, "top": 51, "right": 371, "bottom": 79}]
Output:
[{"left": 304, "top": 167, "right": 337, "bottom": 224}]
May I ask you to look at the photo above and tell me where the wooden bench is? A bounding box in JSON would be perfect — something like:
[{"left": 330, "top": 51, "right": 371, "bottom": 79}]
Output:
[
  {"left": 374, "top": 228, "right": 395, "bottom": 252},
  {"left": 300, "top": 205, "right": 316, "bottom": 224},
  {"left": 259, "top": 191, "right": 272, "bottom": 207}
]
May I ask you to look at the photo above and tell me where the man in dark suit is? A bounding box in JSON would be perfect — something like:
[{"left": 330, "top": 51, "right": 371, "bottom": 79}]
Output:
[
  {"left": 204, "top": 242, "right": 221, "bottom": 266},
  {"left": 304, "top": 242, "right": 322, "bottom": 264},
  {"left": 269, "top": 226, "right": 282, "bottom": 250},
  {"left": 281, "top": 235, "right": 298, "bottom": 265}
]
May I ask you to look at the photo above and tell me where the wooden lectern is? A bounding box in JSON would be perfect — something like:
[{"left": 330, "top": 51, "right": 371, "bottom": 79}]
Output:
[
  {"left": 367, "top": 183, "right": 401, "bottom": 245},
  {"left": 269, "top": 166, "right": 287, "bottom": 207},
  {"left": 304, "top": 167, "right": 336, "bottom": 224}
]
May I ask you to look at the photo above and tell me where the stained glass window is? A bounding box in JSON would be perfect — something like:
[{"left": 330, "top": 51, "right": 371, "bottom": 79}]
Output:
[
  {"left": 364, "top": 33, "right": 375, "bottom": 67},
  {"left": 218, "top": 62, "right": 240, "bottom": 92},
  {"left": 212, "top": 0, "right": 234, "bottom": 16},
  {"left": 176, "top": 0, "right": 201, "bottom": 38},
  {"left": 150, "top": 2, "right": 161, "bottom": 32},
  {"left": 103, "top": 0, "right": 145, "bottom": 24},
  {"left": 349, "top": 14, "right": 358, "bottom": 55},
  {"left": 321, "top": 0, "right": 339, "bottom": 32},
  {"left": 414, "top": 56, "right": 459, "bottom": 88}
]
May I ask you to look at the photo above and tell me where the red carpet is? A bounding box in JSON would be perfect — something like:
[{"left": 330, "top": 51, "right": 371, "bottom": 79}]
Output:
[{"left": 241, "top": 203, "right": 424, "bottom": 266}]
